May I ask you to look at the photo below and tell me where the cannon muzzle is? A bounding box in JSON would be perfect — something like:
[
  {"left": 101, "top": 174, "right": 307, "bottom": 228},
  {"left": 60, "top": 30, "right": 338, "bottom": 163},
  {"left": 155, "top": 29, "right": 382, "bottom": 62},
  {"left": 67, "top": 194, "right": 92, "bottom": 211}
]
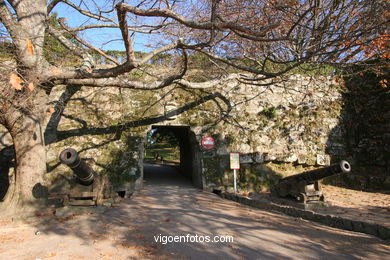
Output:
[
  {"left": 59, "top": 148, "right": 95, "bottom": 185},
  {"left": 339, "top": 160, "right": 351, "bottom": 173}
]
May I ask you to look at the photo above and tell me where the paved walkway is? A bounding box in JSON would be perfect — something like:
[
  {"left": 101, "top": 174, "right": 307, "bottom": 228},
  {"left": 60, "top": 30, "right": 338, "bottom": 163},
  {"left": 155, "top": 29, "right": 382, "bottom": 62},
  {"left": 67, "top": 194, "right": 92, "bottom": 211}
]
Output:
[{"left": 0, "top": 164, "right": 389, "bottom": 259}]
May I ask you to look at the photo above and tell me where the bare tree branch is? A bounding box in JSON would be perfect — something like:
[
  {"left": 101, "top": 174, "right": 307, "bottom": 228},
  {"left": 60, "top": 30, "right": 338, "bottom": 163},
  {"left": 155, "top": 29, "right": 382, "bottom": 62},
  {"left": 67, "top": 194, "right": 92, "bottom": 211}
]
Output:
[
  {"left": 46, "top": 25, "right": 95, "bottom": 70},
  {"left": 67, "top": 23, "right": 162, "bottom": 34},
  {"left": 138, "top": 40, "right": 181, "bottom": 66},
  {"left": 57, "top": 0, "right": 115, "bottom": 22},
  {"left": 58, "top": 19, "right": 120, "bottom": 65},
  {"left": 47, "top": 0, "right": 62, "bottom": 13},
  {"left": 119, "top": 3, "right": 280, "bottom": 37},
  {"left": 116, "top": 3, "right": 136, "bottom": 64},
  {"left": 63, "top": 73, "right": 239, "bottom": 90}
]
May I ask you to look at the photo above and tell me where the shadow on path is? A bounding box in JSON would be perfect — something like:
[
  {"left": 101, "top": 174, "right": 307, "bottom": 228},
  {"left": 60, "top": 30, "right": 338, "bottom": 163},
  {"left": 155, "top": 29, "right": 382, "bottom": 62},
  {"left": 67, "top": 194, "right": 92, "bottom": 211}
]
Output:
[
  {"left": 1, "top": 165, "right": 389, "bottom": 259},
  {"left": 143, "top": 163, "right": 192, "bottom": 187}
]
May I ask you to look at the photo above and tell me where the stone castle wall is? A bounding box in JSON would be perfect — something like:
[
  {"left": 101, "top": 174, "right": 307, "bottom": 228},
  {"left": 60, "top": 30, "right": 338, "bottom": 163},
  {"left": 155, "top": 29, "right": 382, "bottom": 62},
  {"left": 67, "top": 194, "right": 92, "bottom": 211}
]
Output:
[{"left": 0, "top": 73, "right": 389, "bottom": 194}]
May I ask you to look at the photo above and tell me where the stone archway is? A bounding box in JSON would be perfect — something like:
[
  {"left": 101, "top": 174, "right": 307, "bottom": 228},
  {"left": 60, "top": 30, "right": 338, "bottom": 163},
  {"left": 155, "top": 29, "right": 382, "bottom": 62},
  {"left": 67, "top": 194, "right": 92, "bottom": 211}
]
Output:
[{"left": 144, "top": 125, "right": 203, "bottom": 188}]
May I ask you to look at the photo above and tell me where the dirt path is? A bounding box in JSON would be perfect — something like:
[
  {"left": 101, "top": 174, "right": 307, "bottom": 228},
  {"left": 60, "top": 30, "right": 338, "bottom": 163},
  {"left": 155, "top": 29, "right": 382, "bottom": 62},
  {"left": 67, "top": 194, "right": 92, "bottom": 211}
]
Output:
[
  {"left": 0, "top": 164, "right": 389, "bottom": 259},
  {"left": 320, "top": 185, "right": 390, "bottom": 227}
]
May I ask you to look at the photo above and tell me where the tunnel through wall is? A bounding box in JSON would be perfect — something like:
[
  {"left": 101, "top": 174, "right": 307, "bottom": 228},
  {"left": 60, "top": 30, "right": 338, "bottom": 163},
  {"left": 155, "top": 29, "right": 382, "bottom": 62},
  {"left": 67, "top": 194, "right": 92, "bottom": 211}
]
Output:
[{"left": 145, "top": 125, "right": 203, "bottom": 188}]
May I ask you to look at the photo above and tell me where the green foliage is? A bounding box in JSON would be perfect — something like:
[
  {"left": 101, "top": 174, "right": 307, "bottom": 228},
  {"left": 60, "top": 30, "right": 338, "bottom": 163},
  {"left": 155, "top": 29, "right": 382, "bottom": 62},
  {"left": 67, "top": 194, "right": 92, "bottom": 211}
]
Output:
[
  {"left": 261, "top": 106, "right": 277, "bottom": 119},
  {"left": 105, "top": 50, "right": 126, "bottom": 60},
  {"left": 144, "top": 142, "right": 180, "bottom": 162},
  {"left": 258, "top": 60, "right": 337, "bottom": 76},
  {"left": 43, "top": 13, "right": 81, "bottom": 66},
  {"left": 291, "top": 63, "right": 337, "bottom": 76},
  {"left": 128, "top": 70, "right": 146, "bottom": 80},
  {"left": 103, "top": 51, "right": 145, "bottom": 64},
  {"left": 189, "top": 54, "right": 213, "bottom": 69},
  {"left": 150, "top": 52, "right": 173, "bottom": 66},
  {"left": 99, "top": 136, "right": 143, "bottom": 187},
  {"left": 0, "top": 41, "right": 15, "bottom": 60},
  {"left": 145, "top": 128, "right": 180, "bottom": 162},
  {"left": 147, "top": 128, "right": 179, "bottom": 146}
]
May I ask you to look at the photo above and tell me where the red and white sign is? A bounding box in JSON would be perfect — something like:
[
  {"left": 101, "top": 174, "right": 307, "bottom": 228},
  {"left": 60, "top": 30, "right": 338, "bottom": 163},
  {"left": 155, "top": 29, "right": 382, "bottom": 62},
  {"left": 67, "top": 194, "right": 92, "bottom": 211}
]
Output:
[{"left": 201, "top": 136, "right": 215, "bottom": 150}]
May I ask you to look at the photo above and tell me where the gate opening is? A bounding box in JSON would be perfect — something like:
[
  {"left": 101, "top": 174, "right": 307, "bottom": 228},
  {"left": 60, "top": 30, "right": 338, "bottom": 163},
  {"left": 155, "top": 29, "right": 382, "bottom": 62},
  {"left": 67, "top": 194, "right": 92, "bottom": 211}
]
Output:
[{"left": 143, "top": 125, "right": 202, "bottom": 188}]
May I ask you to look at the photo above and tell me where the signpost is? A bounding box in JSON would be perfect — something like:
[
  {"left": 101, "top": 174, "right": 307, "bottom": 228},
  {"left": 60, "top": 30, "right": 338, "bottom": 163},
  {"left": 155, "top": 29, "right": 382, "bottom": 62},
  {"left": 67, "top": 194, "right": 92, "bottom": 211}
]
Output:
[
  {"left": 201, "top": 136, "right": 215, "bottom": 150},
  {"left": 229, "top": 153, "right": 240, "bottom": 193}
]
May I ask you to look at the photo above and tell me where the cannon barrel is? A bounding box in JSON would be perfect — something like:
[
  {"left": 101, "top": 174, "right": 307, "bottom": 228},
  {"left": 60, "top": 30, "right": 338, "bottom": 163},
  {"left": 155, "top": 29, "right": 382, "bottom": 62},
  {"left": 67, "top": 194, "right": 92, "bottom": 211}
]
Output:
[
  {"left": 59, "top": 148, "right": 95, "bottom": 185},
  {"left": 280, "top": 160, "right": 351, "bottom": 183}
]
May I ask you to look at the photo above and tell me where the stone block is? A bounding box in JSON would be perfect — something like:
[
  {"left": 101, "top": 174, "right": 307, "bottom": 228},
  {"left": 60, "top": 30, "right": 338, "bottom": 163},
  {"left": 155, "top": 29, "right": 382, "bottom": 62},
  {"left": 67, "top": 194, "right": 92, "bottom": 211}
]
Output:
[
  {"left": 253, "top": 153, "right": 264, "bottom": 163},
  {"left": 264, "top": 153, "right": 276, "bottom": 162},
  {"left": 342, "top": 219, "right": 353, "bottom": 231},
  {"left": 283, "top": 153, "right": 298, "bottom": 163},
  {"left": 351, "top": 221, "right": 365, "bottom": 233},
  {"left": 377, "top": 226, "right": 390, "bottom": 240},
  {"left": 297, "top": 154, "right": 307, "bottom": 164},
  {"left": 363, "top": 223, "right": 379, "bottom": 237},
  {"left": 240, "top": 154, "right": 253, "bottom": 164}
]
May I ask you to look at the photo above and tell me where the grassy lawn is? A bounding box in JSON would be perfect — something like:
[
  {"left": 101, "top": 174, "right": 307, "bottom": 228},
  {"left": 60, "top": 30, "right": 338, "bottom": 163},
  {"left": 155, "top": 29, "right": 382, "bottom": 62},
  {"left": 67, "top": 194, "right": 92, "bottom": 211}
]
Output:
[{"left": 144, "top": 142, "right": 180, "bottom": 163}]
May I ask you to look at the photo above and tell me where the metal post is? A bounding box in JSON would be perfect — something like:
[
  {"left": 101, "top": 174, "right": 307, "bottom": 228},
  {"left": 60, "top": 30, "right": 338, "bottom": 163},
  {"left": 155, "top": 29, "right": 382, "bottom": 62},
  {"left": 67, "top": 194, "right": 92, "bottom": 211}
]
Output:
[{"left": 233, "top": 169, "right": 237, "bottom": 193}]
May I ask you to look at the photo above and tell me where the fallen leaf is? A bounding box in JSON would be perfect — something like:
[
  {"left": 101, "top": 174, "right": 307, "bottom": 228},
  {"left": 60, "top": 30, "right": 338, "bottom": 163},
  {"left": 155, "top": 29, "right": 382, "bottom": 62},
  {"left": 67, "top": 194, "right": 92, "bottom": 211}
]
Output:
[
  {"left": 27, "top": 82, "right": 35, "bottom": 91},
  {"left": 46, "top": 107, "right": 55, "bottom": 115},
  {"left": 9, "top": 73, "right": 23, "bottom": 90}
]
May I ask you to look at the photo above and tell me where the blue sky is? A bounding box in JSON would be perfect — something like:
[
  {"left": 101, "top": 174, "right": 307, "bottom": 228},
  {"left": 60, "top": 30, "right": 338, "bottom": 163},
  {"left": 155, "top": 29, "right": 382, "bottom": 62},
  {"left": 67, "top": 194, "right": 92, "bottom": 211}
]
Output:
[{"left": 52, "top": 1, "right": 152, "bottom": 52}]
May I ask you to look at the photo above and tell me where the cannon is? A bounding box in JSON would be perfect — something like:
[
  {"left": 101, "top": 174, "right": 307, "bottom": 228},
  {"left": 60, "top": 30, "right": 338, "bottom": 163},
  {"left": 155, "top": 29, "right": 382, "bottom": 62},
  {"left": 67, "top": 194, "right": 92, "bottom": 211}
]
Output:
[
  {"left": 271, "top": 160, "right": 351, "bottom": 203},
  {"left": 59, "top": 148, "right": 95, "bottom": 186},
  {"left": 59, "top": 148, "right": 100, "bottom": 206}
]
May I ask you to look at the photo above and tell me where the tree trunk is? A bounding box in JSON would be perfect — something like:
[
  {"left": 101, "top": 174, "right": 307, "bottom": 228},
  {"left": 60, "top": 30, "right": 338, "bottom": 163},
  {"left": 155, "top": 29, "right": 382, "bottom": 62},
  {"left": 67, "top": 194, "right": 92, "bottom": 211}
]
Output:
[
  {"left": 0, "top": 0, "right": 51, "bottom": 218},
  {"left": 0, "top": 96, "right": 48, "bottom": 218}
]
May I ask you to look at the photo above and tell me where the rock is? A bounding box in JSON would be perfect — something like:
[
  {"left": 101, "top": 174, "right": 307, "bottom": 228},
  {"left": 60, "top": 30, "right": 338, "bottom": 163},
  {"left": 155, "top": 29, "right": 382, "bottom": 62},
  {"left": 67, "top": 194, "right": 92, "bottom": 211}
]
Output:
[
  {"left": 264, "top": 153, "right": 276, "bottom": 162},
  {"left": 282, "top": 153, "right": 298, "bottom": 163},
  {"left": 253, "top": 153, "right": 264, "bottom": 163},
  {"left": 237, "top": 143, "right": 251, "bottom": 153},
  {"left": 297, "top": 154, "right": 307, "bottom": 164}
]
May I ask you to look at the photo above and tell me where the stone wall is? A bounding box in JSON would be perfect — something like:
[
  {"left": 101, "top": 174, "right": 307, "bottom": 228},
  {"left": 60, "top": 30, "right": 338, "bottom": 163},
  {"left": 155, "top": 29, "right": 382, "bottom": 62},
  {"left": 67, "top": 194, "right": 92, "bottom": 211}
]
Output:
[
  {"left": 0, "top": 72, "right": 388, "bottom": 195},
  {"left": 44, "top": 85, "right": 155, "bottom": 194},
  {"left": 326, "top": 69, "right": 390, "bottom": 191},
  {"left": 186, "top": 75, "right": 345, "bottom": 192}
]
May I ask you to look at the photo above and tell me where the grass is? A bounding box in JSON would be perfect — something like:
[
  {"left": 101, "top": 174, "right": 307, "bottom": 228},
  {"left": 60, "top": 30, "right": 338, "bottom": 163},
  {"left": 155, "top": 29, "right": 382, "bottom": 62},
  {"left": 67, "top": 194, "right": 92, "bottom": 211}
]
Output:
[{"left": 144, "top": 142, "right": 180, "bottom": 163}]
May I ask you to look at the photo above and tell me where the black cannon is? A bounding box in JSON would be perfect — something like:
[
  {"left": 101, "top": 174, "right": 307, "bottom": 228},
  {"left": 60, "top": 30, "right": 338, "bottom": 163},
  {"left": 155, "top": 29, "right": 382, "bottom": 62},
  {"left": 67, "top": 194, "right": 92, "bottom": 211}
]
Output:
[
  {"left": 271, "top": 160, "right": 351, "bottom": 203},
  {"left": 59, "top": 148, "right": 99, "bottom": 206},
  {"left": 59, "top": 148, "right": 95, "bottom": 186}
]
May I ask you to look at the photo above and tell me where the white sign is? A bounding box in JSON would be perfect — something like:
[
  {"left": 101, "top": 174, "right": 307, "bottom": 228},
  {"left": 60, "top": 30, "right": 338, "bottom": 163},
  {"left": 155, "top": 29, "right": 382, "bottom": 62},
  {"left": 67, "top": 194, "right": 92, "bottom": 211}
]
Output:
[{"left": 229, "top": 152, "right": 240, "bottom": 170}]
